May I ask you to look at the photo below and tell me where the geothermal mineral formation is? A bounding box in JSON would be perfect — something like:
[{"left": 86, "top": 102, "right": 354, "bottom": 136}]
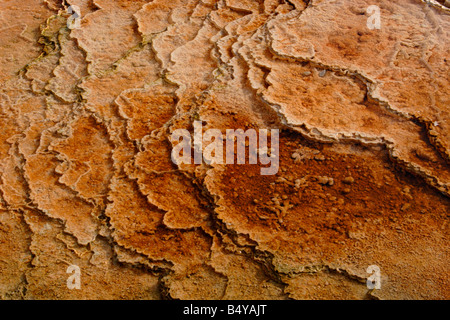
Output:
[{"left": 0, "top": 0, "right": 448, "bottom": 299}]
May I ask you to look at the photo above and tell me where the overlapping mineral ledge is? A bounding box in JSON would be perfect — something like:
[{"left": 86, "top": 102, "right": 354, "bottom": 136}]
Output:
[{"left": 0, "top": 0, "right": 448, "bottom": 299}]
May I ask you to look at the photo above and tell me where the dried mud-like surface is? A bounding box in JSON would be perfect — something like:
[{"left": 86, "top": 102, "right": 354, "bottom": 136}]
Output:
[{"left": 0, "top": 0, "right": 448, "bottom": 300}]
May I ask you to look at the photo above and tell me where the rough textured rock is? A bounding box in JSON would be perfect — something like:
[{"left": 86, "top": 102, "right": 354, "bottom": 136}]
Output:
[{"left": 0, "top": 0, "right": 448, "bottom": 300}]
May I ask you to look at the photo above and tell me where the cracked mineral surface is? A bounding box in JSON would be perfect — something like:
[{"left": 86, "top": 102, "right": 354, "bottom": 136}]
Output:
[{"left": 0, "top": 0, "right": 448, "bottom": 300}]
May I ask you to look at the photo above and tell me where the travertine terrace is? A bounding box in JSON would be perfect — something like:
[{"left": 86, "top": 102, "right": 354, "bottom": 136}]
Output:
[{"left": 0, "top": 0, "right": 448, "bottom": 299}]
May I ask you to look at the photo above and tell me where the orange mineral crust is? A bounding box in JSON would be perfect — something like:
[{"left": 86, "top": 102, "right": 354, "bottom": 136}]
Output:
[{"left": 0, "top": 0, "right": 448, "bottom": 300}]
